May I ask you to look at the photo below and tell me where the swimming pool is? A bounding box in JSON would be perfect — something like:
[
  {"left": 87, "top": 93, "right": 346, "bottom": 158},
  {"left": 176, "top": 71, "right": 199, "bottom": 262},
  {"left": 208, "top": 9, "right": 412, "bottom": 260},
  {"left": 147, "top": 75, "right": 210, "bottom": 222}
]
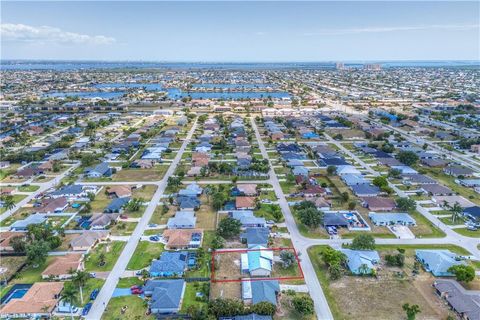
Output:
[{"left": 1, "top": 284, "right": 32, "bottom": 304}]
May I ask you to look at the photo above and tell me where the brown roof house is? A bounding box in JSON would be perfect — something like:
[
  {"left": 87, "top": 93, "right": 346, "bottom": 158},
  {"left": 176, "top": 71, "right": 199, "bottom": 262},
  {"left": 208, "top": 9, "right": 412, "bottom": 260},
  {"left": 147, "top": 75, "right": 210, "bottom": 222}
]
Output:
[
  {"left": 36, "top": 197, "right": 68, "bottom": 214},
  {"left": 162, "top": 229, "right": 203, "bottom": 250},
  {"left": 361, "top": 197, "right": 396, "bottom": 211},
  {"left": 0, "top": 282, "right": 64, "bottom": 318},
  {"left": 0, "top": 231, "right": 26, "bottom": 251},
  {"left": 237, "top": 184, "right": 258, "bottom": 196},
  {"left": 42, "top": 253, "right": 84, "bottom": 280},
  {"left": 236, "top": 196, "right": 257, "bottom": 210},
  {"left": 106, "top": 185, "right": 132, "bottom": 198}
]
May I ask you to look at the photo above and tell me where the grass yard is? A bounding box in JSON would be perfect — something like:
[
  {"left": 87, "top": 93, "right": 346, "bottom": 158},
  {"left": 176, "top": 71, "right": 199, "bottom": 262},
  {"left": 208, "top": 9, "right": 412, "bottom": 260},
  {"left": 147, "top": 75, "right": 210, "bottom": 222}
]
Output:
[
  {"left": 102, "top": 295, "right": 152, "bottom": 320},
  {"left": 117, "top": 277, "right": 144, "bottom": 288},
  {"left": 0, "top": 194, "right": 27, "bottom": 214},
  {"left": 150, "top": 205, "right": 174, "bottom": 225},
  {"left": 110, "top": 221, "right": 138, "bottom": 236},
  {"left": 0, "top": 256, "right": 27, "bottom": 281},
  {"left": 196, "top": 197, "right": 217, "bottom": 230},
  {"left": 17, "top": 184, "right": 40, "bottom": 192},
  {"left": 452, "top": 227, "right": 480, "bottom": 238},
  {"left": 84, "top": 241, "right": 126, "bottom": 272},
  {"left": 408, "top": 210, "right": 446, "bottom": 238},
  {"left": 180, "top": 282, "right": 209, "bottom": 313},
  {"left": 112, "top": 167, "right": 168, "bottom": 182},
  {"left": 9, "top": 257, "right": 54, "bottom": 284},
  {"left": 210, "top": 282, "right": 241, "bottom": 300},
  {"left": 127, "top": 241, "right": 164, "bottom": 270}
]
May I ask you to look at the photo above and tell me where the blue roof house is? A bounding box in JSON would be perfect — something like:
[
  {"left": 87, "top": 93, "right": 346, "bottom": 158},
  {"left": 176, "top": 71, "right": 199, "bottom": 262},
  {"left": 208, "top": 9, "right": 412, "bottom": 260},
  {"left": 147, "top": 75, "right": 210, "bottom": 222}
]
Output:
[
  {"left": 240, "top": 228, "right": 270, "bottom": 248},
  {"left": 167, "top": 211, "right": 196, "bottom": 229},
  {"left": 104, "top": 197, "right": 130, "bottom": 213},
  {"left": 302, "top": 132, "right": 319, "bottom": 139},
  {"left": 342, "top": 174, "right": 369, "bottom": 186},
  {"left": 351, "top": 184, "right": 380, "bottom": 197},
  {"left": 178, "top": 183, "right": 203, "bottom": 197},
  {"left": 230, "top": 211, "right": 266, "bottom": 228},
  {"left": 241, "top": 245, "right": 273, "bottom": 277},
  {"left": 177, "top": 196, "right": 201, "bottom": 210},
  {"left": 242, "top": 280, "right": 280, "bottom": 305},
  {"left": 339, "top": 249, "right": 380, "bottom": 275},
  {"left": 10, "top": 214, "right": 47, "bottom": 231},
  {"left": 144, "top": 279, "right": 186, "bottom": 314},
  {"left": 149, "top": 252, "right": 188, "bottom": 277},
  {"left": 415, "top": 250, "right": 466, "bottom": 276},
  {"left": 84, "top": 162, "right": 112, "bottom": 178}
]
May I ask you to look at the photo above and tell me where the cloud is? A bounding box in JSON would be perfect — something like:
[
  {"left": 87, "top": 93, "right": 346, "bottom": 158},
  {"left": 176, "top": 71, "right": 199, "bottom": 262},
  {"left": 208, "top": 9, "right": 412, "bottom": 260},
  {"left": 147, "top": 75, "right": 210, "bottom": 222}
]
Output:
[
  {"left": 303, "top": 24, "right": 479, "bottom": 36},
  {"left": 1, "top": 23, "right": 116, "bottom": 45}
]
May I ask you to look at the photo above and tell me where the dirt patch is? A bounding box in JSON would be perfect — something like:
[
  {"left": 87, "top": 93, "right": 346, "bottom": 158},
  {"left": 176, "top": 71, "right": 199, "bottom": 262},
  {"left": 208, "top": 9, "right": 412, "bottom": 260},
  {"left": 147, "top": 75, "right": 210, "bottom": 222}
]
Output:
[
  {"left": 210, "top": 282, "right": 241, "bottom": 300},
  {"left": 214, "top": 252, "right": 242, "bottom": 281}
]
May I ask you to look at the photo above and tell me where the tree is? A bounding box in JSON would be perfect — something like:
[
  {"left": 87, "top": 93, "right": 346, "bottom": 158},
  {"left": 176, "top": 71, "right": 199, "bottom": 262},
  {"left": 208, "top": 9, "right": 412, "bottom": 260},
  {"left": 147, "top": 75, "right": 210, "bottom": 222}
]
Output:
[
  {"left": 217, "top": 217, "right": 241, "bottom": 239},
  {"left": 1, "top": 195, "right": 16, "bottom": 211},
  {"left": 448, "top": 265, "right": 475, "bottom": 283},
  {"left": 385, "top": 253, "right": 405, "bottom": 267},
  {"left": 61, "top": 283, "right": 78, "bottom": 320},
  {"left": 350, "top": 234, "right": 375, "bottom": 250},
  {"left": 402, "top": 303, "right": 421, "bottom": 320},
  {"left": 448, "top": 201, "right": 463, "bottom": 224},
  {"left": 26, "top": 240, "right": 50, "bottom": 267},
  {"left": 71, "top": 270, "right": 90, "bottom": 304},
  {"left": 328, "top": 263, "right": 343, "bottom": 280},
  {"left": 372, "top": 176, "right": 388, "bottom": 188},
  {"left": 396, "top": 197, "right": 416, "bottom": 211},
  {"left": 388, "top": 168, "right": 402, "bottom": 179},
  {"left": 126, "top": 198, "right": 143, "bottom": 212},
  {"left": 280, "top": 250, "right": 296, "bottom": 269},
  {"left": 397, "top": 151, "right": 419, "bottom": 166},
  {"left": 327, "top": 165, "right": 336, "bottom": 176},
  {"left": 291, "top": 295, "right": 314, "bottom": 315},
  {"left": 298, "top": 207, "right": 322, "bottom": 228},
  {"left": 339, "top": 191, "right": 349, "bottom": 204},
  {"left": 251, "top": 301, "right": 276, "bottom": 316},
  {"left": 211, "top": 234, "right": 225, "bottom": 249},
  {"left": 208, "top": 298, "right": 244, "bottom": 318},
  {"left": 10, "top": 236, "right": 26, "bottom": 252},
  {"left": 358, "top": 263, "right": 371, "bottom": 275}
]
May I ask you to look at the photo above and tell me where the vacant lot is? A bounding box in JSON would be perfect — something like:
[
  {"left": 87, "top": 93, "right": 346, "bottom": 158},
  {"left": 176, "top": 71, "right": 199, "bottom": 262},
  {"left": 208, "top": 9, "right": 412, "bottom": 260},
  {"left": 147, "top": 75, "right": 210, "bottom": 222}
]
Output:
[
  {"left": 213, "top": 251, "right": 242, "bottom": 281},
  {"left": 210, "top": 282, "right": 241, "bottom": 300},
  {"left": 84, "top": 241, "right": 126, "bottom": 272},
  {"left": 0, "top": 256, "right": 27, "bottom": 280},
  {"left": 308, "top": 245, "right": 456, "bottom": 320},
  {"left": 112, "top": 167, "right": 168, "bottom": 182},
  {"left": 127, "top": 241, "right": 164, "bottom": 270}
]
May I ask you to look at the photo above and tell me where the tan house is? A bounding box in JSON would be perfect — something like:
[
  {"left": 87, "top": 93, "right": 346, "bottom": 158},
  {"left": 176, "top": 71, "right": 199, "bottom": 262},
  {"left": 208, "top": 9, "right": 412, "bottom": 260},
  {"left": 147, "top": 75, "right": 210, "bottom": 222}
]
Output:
[
  {"left": 0, "top": 282, "right": 64, "bottom": 318},
  {"left": 162, "top": 229, "right": 203, "bottom": 250},
  {"left": 0, "top": 231, "right": 26, "bottom": 251},
  {"left": 106, "top": 185, "right": 132, "bottom": 198},
  {"left": 70, "top": 230, "right": 110, "bottom": 251},
  {"left": 41, "top": 253, "right": 84, "bottom": 280}
]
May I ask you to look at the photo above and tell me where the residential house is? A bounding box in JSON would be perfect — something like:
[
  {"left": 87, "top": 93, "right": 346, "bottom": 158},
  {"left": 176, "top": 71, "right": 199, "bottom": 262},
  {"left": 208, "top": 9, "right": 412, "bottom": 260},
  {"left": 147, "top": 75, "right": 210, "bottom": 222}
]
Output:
[
  {"left": 41, "top": 253, "right": 84, "bottom": 280},
  {"left": 236, "top": 197, "right": 256, "bottom": 210},
  {"left": 104, "top": 197, "right": 130, "bottom": 213},
  {"left": 49, "top": 184, "right": 98, "bottom": 201},
  {"left": 220, "top": 314, "right": 272, "bottom": 320},
  {"left": 323, "top": 212, "right": 349, "bottom": 229},
  {"left": 0, "top": 231, "right": 26, "bottom": 251},
  {"left": 336, "top": 165, "right": 361, "bottom": 176},
  {"left": 89, "top": 213, "right": 119, "bottom": 229},
  {"left": 144, "top": 279, "right": 186, "bottom": 314},
  {"left": 368, "top": 212, "right": 416, "bottom": 226},
  {"left": 167, "top": 211, "right": 197, "bottom": 229},
  {"left": 149, "top": 251, "right": 188, "bottom": 277},
  {"left": 178, "top": 183, "right": 203, "bottom": 197},
  {"left": 342, "top": 174, "right": 369, "bottom": 186},
  {"left": 241, "top": 246, "right": 273, "bottom": 277},
  {"left": 106, "top": 186, "right": 132, "bottom": 198},
  {"left": 36, "top": 197, "right": 68, "bottom": 214},
  {"left": 10, "top": 214, "right": 47, "bottom": 231},
  {"left": 351, "top": 184, "right": 380, "bottom": 197},
  {"left": 361, "top": 197, "right": 396, "bottom": 211},
  {"left": 14, "top": 167, "right": 44, "bottom": 179},
  {"left": 236, "top": 184, "right": 258, "bottom": 196},
  {"left": 420, "top": 184, "right": 453, "bottom": 196},
  {"left": 230, "top": 210, "right": 266, "bottom": 228},
  {"left": 463, "top": 206, "right": 480, "bottom": 223},
  {"left": 303, "top": 185, "right": 327, "bottom": 198},
  {"left": 339, "top": 249, "right": 380, "bottom": 275},
  {"left": 433, "top": 279, "right": 480, "bottom": 320},
  {"left": 69, "top": 230, "right": 110, "bottom": 251},
  {"left": 162, "top": 229, "right": 203, "bottom": 250},
  {"left": 84, "top": 162, "right": 112, "bottom": 178},
  {"left": 240, "top": 228, "right": 270, "bottom": 248},
  {"left": 0, "top": 282, "right": 64, "bottom": 319},
  {"left": 242, "top": 280, "right": 280, "bottom": 306},
  {"left": 415, "top": 250, "right": 466, "bottom": 276},
  {"left": 444, "top": 165, "right": 474, "bottom": 177}
]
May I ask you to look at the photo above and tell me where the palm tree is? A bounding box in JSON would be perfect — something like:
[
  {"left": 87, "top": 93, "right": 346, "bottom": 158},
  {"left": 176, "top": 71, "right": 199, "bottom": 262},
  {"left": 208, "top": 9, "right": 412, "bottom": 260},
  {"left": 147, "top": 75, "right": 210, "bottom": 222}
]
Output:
[
  {"left": 71, "top": 269, "right": 90, "bottom": 304},
  {"left": 2, "top": 196, "right": 16, "bottom": 211},
  {"left": 449, "top": 202, "right": 463, "bottom": 224},
  {"left": 358, "top": 263, "right": 370, "bottom": 275},
  {"left": 61, "top": 284, "right": 78, "bottom": 320}
]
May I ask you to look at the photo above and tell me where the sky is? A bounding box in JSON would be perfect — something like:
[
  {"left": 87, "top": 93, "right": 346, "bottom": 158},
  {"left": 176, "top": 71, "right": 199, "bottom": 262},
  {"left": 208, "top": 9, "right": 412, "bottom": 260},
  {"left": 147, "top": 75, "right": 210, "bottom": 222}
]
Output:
[{"left": 1, "top": 1, "right": 479, "bottom": 61}]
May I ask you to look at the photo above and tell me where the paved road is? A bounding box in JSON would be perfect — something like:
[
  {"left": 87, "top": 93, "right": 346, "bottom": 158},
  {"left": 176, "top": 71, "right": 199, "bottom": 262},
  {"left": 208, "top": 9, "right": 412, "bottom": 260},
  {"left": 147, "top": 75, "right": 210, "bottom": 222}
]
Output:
[
  {"left": 251, "top": 118, "right": 335, "bottom": 320},
  {"left": 86, "top": 119, "right": 198, "bottom": 320},
  {"left": 0, "top": 162, "right": 80, "bottom": 222}
]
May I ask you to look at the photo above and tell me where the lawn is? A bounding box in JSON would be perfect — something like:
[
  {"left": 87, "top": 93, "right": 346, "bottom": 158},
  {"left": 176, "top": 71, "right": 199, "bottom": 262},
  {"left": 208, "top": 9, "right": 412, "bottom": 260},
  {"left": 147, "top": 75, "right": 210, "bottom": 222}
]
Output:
[
  {"left": 17, "top": 184, "right": 40, "bottom": 192},
  {"left": 255, "top": 203, "right": 284, "bottom": 223},
  {"left": 408, "top": 210, "right": 446, "bottom": 238},
  {"left": 180, "top": 282, "right": 209, "bottom": 313},
  {"left": 110, "top": 221, "right": 138, "bottom": 236},
  {"left": 452, "top": 227, "right": 480, "bottom": 238},
  {"left": 9, "top": 257, "right": 54, "bottom": 284},
  {"left": 84, "top": 241, "right": 126, "bottom": 272},
  {"left": 149, "top": 205, "right": 174, "bottom": 225},
  {"left": 117, "top": 277, "right": 143, "bottom": 288},
  {"left": 127, "top": 241, "right": 164, "bottom": 270},
  {"left": 102, "top": 295, "right": 152, "bottom": 320},
  {"left": 79, "top": 278, "right": 105, "bottom": 306},
  {"left": 0, "top": 194, "right": 27, "bottom": 214},
  {"left": 112, "top": 167, "right": 168, "bottom": 182}
]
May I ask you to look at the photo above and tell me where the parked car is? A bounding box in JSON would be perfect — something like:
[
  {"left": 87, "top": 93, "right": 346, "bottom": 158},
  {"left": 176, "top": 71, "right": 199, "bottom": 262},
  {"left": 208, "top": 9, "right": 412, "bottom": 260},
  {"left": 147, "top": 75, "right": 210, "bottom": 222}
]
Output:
[
  {"left": 148, "top": 223, "right": 157, "bottom": 228},
  {"left": 149, "top": 236, "right": 160, "bottom": 242},
  {"left": 90, "top": 289, "right": 99, "bottom": 300},
  {"left": 82, "top": 303, "right": 92, "bottom": 316},
  {"left": 130, "top": 285, "right": 143, "bottom": 294},
  {"left": 89, "top": 272, "right": 96, "bottom": 278},
  {"left": 120, "top": 214, "right": 128, "bottom": 219}
]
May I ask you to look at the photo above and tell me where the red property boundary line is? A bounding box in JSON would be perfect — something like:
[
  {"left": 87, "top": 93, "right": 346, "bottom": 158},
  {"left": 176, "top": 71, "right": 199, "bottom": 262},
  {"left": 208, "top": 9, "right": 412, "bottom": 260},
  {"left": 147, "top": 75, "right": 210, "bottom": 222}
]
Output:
[{"left": 211, "top": 246, "right": 305, "bottom": 283}]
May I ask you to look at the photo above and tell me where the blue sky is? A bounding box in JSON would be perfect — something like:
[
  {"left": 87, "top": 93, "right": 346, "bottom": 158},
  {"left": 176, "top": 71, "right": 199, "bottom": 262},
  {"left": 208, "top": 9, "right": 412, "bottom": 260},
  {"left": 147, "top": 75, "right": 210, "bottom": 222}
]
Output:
[{"left": 1, "top": 1, "right": 479, "bottom": 61}]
